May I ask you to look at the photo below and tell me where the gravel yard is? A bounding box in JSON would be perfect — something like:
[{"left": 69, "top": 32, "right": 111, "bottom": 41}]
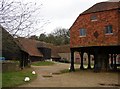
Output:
[{"left": 19, "top": 62, "right": 119, "bottom": 87}]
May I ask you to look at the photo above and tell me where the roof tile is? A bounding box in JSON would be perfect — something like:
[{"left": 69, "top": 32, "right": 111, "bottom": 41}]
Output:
[{"left": 81, "top": 2, "right": 120, "bottom": 15}]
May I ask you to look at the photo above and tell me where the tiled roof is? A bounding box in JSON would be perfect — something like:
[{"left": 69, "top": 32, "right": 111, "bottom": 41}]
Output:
[
  {"left": 51, "top": 45, "right": 70, "bottom": 58},
  {"left": 51, "top": 46, "right": 61, "bottom": 58},
  {"left": 69, "top": 1, "right": 120, "bottom": 31},
  {"left": 56, "top": 45, "right": 70, "bottom": 53},
  {"left": 17, "top": 38, "right": 71, "bottom": 59},
  {"left": 81, "top": 2, "right": 120, "bottom": 15},
  {"left": 1, "top": 26, "right": 21, "bottom": 59},
  {"left": 17, "top": 38, "right": 43, "bottom": 57},
  {"left": 37, "top": 41, "right": 70, "bottom": 58},
  {"left": 37, "top": 41, "right": 54, "bottom": 49}
]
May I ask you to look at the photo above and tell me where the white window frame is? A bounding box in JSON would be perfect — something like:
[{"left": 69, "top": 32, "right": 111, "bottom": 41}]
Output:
[
  {"left": 79, "top": 28, "right": 86, "bottom": 37},
  {"left": 105, "top": 25, "right": 113, "bottom": 35}
]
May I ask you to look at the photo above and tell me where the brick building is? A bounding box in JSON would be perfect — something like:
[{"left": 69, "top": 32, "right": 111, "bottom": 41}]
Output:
[{"left": 69, "top": 1, "right": 120, "bottom": 72}]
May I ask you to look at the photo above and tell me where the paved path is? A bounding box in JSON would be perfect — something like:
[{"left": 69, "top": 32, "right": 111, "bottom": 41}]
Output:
[{"left": 19, "top": 62, "right": 119, "bottom": 87}]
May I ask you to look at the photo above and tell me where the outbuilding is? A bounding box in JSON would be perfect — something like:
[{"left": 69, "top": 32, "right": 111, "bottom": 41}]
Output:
[{"left": 69, "top": 1, "right": 120, "bottom": 72}]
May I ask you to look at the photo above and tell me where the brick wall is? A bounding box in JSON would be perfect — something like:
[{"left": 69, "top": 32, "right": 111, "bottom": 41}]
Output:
[
  {"left": 70, "top": 9, "right": 119, "bottom": 48},
  {"left": 118, "top": 8, "right": 120, "bottom": 45}
]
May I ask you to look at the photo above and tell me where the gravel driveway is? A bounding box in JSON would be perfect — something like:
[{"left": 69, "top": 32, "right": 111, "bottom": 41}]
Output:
[{"left": 19, "top": 62, "right": 119, "bottom": 87}]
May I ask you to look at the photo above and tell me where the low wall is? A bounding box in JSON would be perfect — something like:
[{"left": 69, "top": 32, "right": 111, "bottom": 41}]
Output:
[{"left": 2, "top": 61, "right": 20, "bottom": 72}]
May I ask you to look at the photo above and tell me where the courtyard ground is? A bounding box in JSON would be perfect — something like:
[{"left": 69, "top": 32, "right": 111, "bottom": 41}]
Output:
[{"left": 19, "top": 62, "right": 119, "bottom": 87}]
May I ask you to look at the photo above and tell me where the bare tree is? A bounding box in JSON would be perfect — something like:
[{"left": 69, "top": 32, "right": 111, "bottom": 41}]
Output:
[
  {"left": 52, "top": 28, "right": 70, "bottom": 45},
  {"left": 52, "top": 27, "right": 70, "bottom": 38},
  {"left": 0, "top": 0, "right": 49, "bottom": 37}
]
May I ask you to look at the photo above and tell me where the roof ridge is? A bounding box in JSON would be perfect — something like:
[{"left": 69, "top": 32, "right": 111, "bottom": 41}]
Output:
[
  {"left": 107, "top": 0, "right": 120, "bottom": 2},
  {"left": 81, "top": 1, "right": 119, "bottom": 15}
]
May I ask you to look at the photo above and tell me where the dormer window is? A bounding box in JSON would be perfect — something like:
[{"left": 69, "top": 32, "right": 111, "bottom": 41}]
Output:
[
  {"left": 105, "top": 25, "right": 113, "bottom": 34},
  {"left": 91, "top": 15, "right": 97, "bottom": 21},
  {"left": 79, "top": 28, "right": 86, "bottom": 37}
]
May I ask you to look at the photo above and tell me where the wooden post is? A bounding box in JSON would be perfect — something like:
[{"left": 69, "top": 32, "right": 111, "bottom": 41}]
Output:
[
  {"left": 111, "top": 54, "right": 113, "bottom": 69},
  {"left": 94, "top": 48, "right": 100, "bottom": 72},
  {"left": 105, "top": 53, "right": 109, "bottom": 71},
  {"left": 87, "top": 52, "right": 91, "bottom": 69},
  {"left": 80, "top": 52, "right": 84, "bottom": 69},
  {"left": 113, "top": 54, "right": 117, "bottom": 70},
  {"left": 20, "top": 51, "right": 24, "bottom": 69},
  {"left": 70, "top": 49, "right": 75, "bottom": 72}
]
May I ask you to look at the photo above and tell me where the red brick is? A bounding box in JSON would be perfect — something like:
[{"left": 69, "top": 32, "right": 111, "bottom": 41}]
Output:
[{"left": 70, "top": 9, "right": 120, "bottom": 48}]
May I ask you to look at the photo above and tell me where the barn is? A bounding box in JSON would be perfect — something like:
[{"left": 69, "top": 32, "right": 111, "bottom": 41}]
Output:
[
  {"left": 17, "top": 37, "right": 62, "bottom": 62},
  {"left": 1, "top": 26, "right": 21, "bottom": 60},
  {"left": 69, "top": 1, "right": 120, "bottom": 72}
]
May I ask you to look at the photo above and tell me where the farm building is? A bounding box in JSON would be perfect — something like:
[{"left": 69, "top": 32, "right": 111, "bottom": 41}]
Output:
[
  {"left": 1, "top": 26, "right": 21, "bottom": 60},
  {"left": 17, "top": 37, "right": 43, "bottom": 62},
  {"left": 1, "top": 27, "right": 71, "bottom": 68},
  {"left": 57, "top": 45, "right": 71, "bottom": 62},
  {"left": 17, "top": 37, "right": 71, "bottom": 62},
  {"left": 69, "top": 1, "right": 120, "bottom": 72},
  {"left": 1, "top": 26, "right": 31, "bottom": 68}
]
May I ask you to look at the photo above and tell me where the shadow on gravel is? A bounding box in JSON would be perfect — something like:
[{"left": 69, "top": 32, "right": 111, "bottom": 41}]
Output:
[{"left": 99, "top": 83, "right": 120, "bottom": 87}]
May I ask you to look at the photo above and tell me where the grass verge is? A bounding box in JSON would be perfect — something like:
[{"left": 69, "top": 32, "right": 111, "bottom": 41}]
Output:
[
  {"left": 2, "top": 68, "right": 37, "bottom": 87},
  {"left": 32, "top": 61, "right": 55, "bottom": 66},
  {"left": 60, "top": 68, "right": 81, "bottom": 74},
  {"left": 60, "top": 69, "right": 70, "bottom": 73}
]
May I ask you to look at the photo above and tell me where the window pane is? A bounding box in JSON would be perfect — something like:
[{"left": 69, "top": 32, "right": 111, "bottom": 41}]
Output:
[
  {"left": 80, "top": 29, "right": 86, "bottom": 36},
  {"left": 105, "top": 25, "right": 113, "bottom": 34},
  {"left": 91, "top": 15, "right": 97, "bottom": 21}
]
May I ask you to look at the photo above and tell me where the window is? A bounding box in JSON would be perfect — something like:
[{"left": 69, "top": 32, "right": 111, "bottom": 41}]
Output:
[
  {"left": 91, "top": 15, "right": 97, "bottom": 21},
  {"left": 105, "top": 25, "right": 113, "bottom": 34},
  {"left": 80, "top": 29, "right": 86, "bottom": 36}
]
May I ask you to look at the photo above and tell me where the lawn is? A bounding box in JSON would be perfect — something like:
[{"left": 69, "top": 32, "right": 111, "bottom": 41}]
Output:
[
  {"left": 2, "top": 68, "right": 37, "bottom": 87},
  {"left": 32, "top": 61, "right": 55, "bottom": 66}
]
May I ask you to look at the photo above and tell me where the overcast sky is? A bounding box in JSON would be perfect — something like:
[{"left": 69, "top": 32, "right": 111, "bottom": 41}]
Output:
[{"left": 23, "top": 0, "right": 108, "bottom": 35}]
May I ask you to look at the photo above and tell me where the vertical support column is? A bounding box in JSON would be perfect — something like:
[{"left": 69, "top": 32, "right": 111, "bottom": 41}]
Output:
[
  {"left": 94, "top": 48, "right": 109, "bottom": 72},
  {"left": 105, "top": 53, "right": 109, "bottom": 71},
  {"left": 87, "top": 52, "right": 91, "bottom": 69},
  {"left": 20, "top": 51, "right": 24, "bottom": 69},
  {"left": 113, "top": 54, "right": 117, "bottom": 70},
  {"left": 70, "top": 49, "right": 75, "bottom": 72},
  {"left": 111, "top": 54, "right": 113, "bottom": 69},
  {"left": 80, "top": 52, "right": 84, "bottom": 70},
  {"left": 25, "top": 53, "right": 28, "bottom": 66},
  {"left": 20, "top": 51, "right": 28, "bottom": 69},
  {"left": 94, "top": 48, "right": 99, "bottom": 72}
]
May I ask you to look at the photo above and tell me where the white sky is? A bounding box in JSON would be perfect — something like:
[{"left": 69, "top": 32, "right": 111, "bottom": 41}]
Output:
[{"left": 23, "top": 0, "right": 108, "bottom": 35}]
